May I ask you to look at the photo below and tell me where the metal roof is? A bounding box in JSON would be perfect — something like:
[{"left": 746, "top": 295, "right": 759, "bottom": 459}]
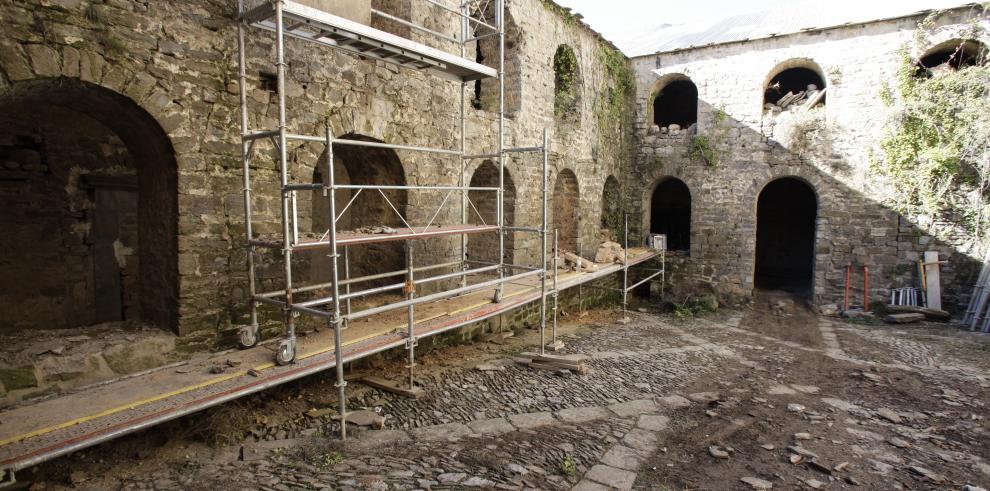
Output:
[{"left": 624, "top": 0, "right": 977, "bottom": 58}]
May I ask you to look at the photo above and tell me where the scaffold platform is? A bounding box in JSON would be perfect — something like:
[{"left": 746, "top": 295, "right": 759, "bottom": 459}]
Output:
[{"left": 0, "top": 249, "right": 660, "bottom": 475}]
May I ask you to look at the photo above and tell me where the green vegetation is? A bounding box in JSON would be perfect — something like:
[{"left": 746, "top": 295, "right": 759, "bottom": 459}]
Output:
[
  {"left": 689, "top": 106, "right": 729, "bottom": 167},
  {"left": 314, "top": 451, "right": 344, "bottom": 470},
  {"left": 596, "top": 44, "right": 635, "bottom": 131},
  {"left": 671, "top": 294, "right": 718, "bottom": 320},
  {"left": 553, "top": 45, "right": 579, "bottom": 117},
  {"left": 560, "top": 455, "right": 577, "bottom": 477},
  {"left": 872, "top": 7, "right": 990, "bottom": 238}
]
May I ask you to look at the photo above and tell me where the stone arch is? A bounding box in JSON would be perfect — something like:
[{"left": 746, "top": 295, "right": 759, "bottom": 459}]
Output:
[
  {"left": 553, "top": 44, "right": 581, "bottom": 122},
  {"left": 754, "top": 176, "right": 819, "bottom": 295},
  {"left": 0, "top": 78, "right": 178, "bottom": 333},
  {"left": 552, "top": 168, "right": 580, "bottom": 253},
  {"left": 763, "top": 59, "right": 827, "bottom": 106},
  {"left": 647, "top": 177, "right": 691, "bottom": 252},
  {"left": 650, "top": 75, "right": 698, "bottom": 129},
  {"left": 915, "top": 38, "right": 988, "bottom": 76},
  {"left": 467, "top": 161, "right": 515, "bottom": 264},
  {"left": 600, "top": 175, "right": 622, "bottom": 240},
  {"left": 311, "top": 134, "right": 408, "bottom": 284}
]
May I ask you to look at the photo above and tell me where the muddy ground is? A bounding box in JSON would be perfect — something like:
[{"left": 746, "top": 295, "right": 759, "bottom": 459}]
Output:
[{"left": 19, "top": 295, "right": 990, "bottom": 490}]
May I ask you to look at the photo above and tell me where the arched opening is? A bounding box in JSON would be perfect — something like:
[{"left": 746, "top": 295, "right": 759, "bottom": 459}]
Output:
[
  {"left": 601, "top": 175, "right": 621, "bottom": 239},
  {"left": 755, "top": 178, "right": 817, "bottom": 295},
  {"left": 649, "top": 178, "right": 691, "bottom": 252},
  {"left": 915, "top": 39, "right": 987, "bottom": 76},
  {"left": 0, "top": 79, "right": 178, "bottom": 333},
  {"left": 312, "top": 134, "right": 407, "bottom": 284},
  {"left": 764, "top": 63, "right": 826, "bottom": 107},
  {"left": 652, "top": 79, "right": 698, "bottom": 128},
  {"left": 467, "top": 161, "right": 515, "bottom": 264},
  {"left": 553, "top": 45, "right": 580, "bottom": 121},
  {"left": 552, "top": 169, "right": 580, "bottom": 253}
]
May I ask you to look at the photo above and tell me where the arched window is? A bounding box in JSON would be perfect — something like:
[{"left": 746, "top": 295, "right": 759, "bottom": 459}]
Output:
[
  {"left": 470, "top": 4, "right": 521, "bottom": 114},
  {"left": 764, "top": 61, "right": 826, "bottom": 108},
  {"left": 755, "top": 178, "right": 818, "bottom": 294},
  {"left": 553, "top": 45, "right": 580, "bottom": 121},
  {"left": 652, "top": 79, "right": 698, "bottom": 128},
  {"left": 916, "top": 39, "right": 988, "bottom": 76},
  {"left": 649, "top": 178, "right": 691, "bottom": 252},
  {"left": 0, "top": 79, "right": 177, "bottom": 332}
]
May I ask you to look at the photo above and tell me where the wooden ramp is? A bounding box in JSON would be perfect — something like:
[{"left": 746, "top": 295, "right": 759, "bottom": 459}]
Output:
[{"left": 0, "top": 249, "right": 660, "bottom": 475}]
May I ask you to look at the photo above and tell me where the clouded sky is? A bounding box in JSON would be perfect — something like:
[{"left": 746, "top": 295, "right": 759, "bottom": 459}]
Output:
[{"left": 553, "top": 0, "right": 969, "bottom": 54}]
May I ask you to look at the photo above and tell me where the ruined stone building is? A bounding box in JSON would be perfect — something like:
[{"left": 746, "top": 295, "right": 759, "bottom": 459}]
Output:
[{"left": 0, "top": 0, "right": 987, "bottom": 348}]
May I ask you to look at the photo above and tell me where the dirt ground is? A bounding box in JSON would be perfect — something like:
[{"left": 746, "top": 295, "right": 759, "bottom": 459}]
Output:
[{"left": 18, "top": 296, "right": 990, "bottom": 490}]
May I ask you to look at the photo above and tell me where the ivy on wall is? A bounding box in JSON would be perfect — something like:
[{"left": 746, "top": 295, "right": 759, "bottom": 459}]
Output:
[
  {"left": 872, "top": 7, "right": 990, "bottom": 238},
  {"left": 553, "top": 44, "right": 579, "bottom": 118}
]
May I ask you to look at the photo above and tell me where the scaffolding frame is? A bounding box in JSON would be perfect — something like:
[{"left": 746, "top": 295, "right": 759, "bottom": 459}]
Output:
[{"left": 236, "top": 0, "right": 551, "bottom": 438}]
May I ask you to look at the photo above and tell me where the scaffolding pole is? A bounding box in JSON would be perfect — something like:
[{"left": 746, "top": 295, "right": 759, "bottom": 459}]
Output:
[
  {"left": 621, "top": 213, "right": 630, "bottom": 323},
  {"left": 236, "top": 0, "right": 259, "bottom": 349},
  {"left": 494, "top": 0, "right": 506, "bottom": 303},
  {"left": 324, "top": 124, "right": 347, "bottom": 439},
  {"left": 539, "top": 129, "right": 549, "bottom": 355},
  {"left": 274, "top": 0, "right": 297, "bottom": 366},
  {"left": 406, "top": 242, "right": 417, "bottom": 390}
]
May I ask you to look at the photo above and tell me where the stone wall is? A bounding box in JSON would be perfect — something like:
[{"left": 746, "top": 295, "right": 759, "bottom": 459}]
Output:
[
  {"left": 629, "top": 8, "right": 990, "bottom": 310},
  {"left": 0, "top": 0, "right": 630, "bottom": 344}
]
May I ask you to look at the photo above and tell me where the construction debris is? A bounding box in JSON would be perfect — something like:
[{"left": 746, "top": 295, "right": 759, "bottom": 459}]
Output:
[
  {"left": 356, "top": 375, "right": 424, "bottom": 398},
  {"left": 562, "top": 252, "right": 600, "bottom": 272},
  {"left": 594, "top": 241, "right": 625, "bottom": 264},
  {"left": 883, "top": 313, "right": 925, "bottom": 324},
  {"left": 765, "top": 85, "right": 826, "bottom": 113},
  {"left": 514, "top": 352, "right": 588, "bottom": 374},
  {"left": 884, "top": 305, "right": 950, "bottom": 321}
]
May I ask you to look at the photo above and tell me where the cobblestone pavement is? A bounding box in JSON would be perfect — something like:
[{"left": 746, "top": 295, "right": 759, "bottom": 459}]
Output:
[{"left": 28, "top": 306, "right": 990, "bottom": 490}]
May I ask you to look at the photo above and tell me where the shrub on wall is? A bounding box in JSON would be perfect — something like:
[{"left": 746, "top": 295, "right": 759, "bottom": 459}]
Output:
[{"left": 873, "top": 7, "right": 990, "bottom": 239}]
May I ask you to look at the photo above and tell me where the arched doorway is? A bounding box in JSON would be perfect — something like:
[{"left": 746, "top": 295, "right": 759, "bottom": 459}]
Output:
[
  {"left": 755, "top": 178, "right": 817, "bottom": 294},
  {"left": 311, "top": 134, "right": 407, "bottom": 284},
  {"left": 0, "top": 79, "right": 178, "bottom": 333},
  {"left": 649, "top": 178, "right": 691, "bottom": 252},
  {"left": 552, "top": 169, "right": 580, "bottom": 253},
  {"left": 467, "top": 161, "right": 515, "bottom": 264}
]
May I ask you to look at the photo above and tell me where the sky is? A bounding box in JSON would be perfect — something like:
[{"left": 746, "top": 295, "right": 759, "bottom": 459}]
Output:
[{"left": 553, "top": 0, "right": 970, "bottom": 54}]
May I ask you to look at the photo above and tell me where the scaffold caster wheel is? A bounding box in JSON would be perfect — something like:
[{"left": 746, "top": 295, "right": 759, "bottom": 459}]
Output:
[
  {"left": 238, "top": 326, "right": 259, "bottom": 349},
  {"left": 275, "top": 339, "right": 296, "bottom": 366}
]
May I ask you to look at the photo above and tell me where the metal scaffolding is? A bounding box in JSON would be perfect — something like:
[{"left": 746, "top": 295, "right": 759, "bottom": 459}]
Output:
[{"left": 236, "top": 0, "right": 551, "bottom": 438}]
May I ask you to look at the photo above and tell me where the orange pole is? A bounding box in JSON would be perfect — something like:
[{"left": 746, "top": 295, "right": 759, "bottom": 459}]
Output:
[
  {"left": 863, "top": 265, "right": 869, "bottom": 309},
  {"left": 844, "top": 264, "right": 851, "bottom": 311}
]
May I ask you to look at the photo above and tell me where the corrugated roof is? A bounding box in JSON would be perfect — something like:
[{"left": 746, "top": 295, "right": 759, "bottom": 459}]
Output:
[{"left": 624, "top": 0, "right": 977, "bottom": 58}]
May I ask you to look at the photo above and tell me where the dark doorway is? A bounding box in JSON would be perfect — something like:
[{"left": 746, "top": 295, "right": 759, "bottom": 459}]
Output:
[
  {"left": 653, "top": 79, "right": 698, "bottom": 128},
  {"left": 764, "top": 67, "right": 825, "bottom": 105},
  {"left": 0, "top": 80, "right": 178, "bottom": 333},
  {"left": 755, "top": 178, "right": 817, "bottom": 294},
  {"left": 649, "top": 178, "right": 691, "bottom": 252}
]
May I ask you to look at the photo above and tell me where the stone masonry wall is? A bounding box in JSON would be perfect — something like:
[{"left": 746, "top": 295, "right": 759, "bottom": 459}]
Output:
[
  {"left": 0, "top": 0, "right": 630, "bottom": 345},
  {"left": 629, "top": 8, "right": 990, "bottom": 310}
]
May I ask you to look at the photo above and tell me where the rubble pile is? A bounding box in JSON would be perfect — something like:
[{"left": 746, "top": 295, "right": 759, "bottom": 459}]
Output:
[{"left": 765, "top": 84, "right": 827, "bottom": 114}]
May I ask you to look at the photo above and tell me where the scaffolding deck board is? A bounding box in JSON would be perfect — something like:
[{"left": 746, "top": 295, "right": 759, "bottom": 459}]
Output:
[
  {"left": 250, "top": 224, "right": 502, "bottom": 250},
  {"left": 242, "top": 0, "right": 497, "bottom": 82},
  {"left": 0, "top": 249, "right": 659, "bottom": 473}
]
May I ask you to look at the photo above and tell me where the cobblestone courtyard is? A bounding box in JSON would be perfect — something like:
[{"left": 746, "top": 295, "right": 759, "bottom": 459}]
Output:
[{"left": 28, "top": 302, "right": 990, "bottom": 490}]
